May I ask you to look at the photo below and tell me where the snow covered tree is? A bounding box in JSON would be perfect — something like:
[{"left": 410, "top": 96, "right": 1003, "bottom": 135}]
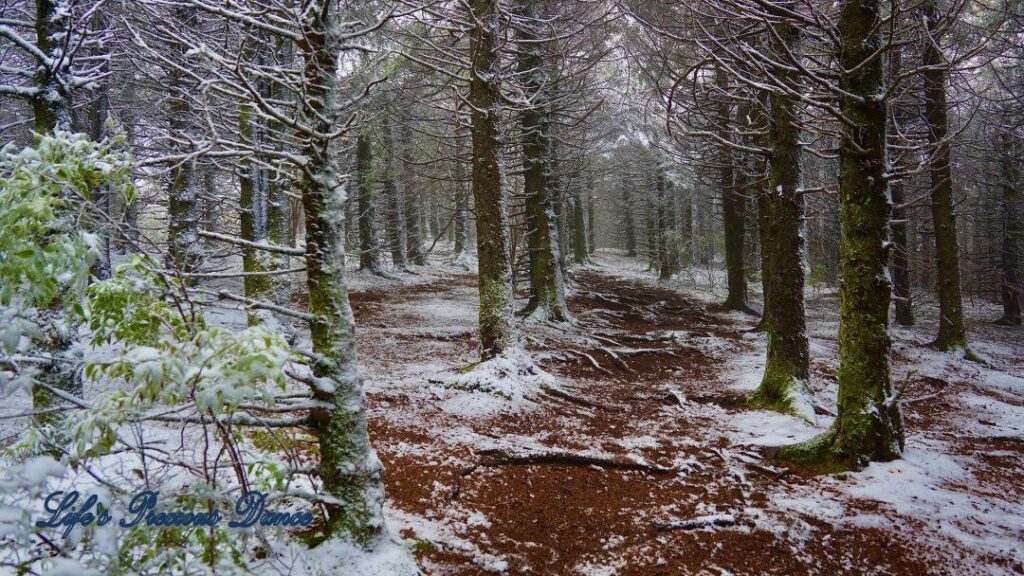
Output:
[
  {"left": 468, "top": 0, "right": 516, "bottom": 359},
  {"left": 517, "top": 0, "right": 568, "bottom": 321}
]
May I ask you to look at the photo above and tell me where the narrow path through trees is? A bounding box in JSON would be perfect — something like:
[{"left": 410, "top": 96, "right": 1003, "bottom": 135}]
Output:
[{"left": 346, "top": 258, "right": 1019, "bottom": 575}]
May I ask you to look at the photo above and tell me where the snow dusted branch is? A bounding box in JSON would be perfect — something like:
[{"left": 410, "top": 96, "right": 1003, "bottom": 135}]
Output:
[
  {"left": 193, "top": 288, "right": 316, "bottom": 322},
  {"left": 197, "top": 230, "right": 306, "bottom": 256}
]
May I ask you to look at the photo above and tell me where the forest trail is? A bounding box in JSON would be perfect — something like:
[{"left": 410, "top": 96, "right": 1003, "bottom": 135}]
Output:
[{"left": 349, "top": 254, "right": 1023, "bottom": 576}]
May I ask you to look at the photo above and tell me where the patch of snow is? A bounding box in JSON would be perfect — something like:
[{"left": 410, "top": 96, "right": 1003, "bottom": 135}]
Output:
[
  {"left": 436, "top": 348, "right": 555, "bottom": 402},
  {"left": 726, "top": 408, "right": 829, "bottom": 447}
]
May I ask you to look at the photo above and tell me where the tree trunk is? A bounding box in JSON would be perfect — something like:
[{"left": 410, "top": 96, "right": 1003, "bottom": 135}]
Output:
[
  {"left": 31, "top": 0, "right": 72, "bottom": 134},
  {"left": 238, "top": 102, "right": 273, "bottom": 321},
  {"left": 888, "top": 46, "right": 914, "bottom": 326},
  {"left": 679, "top": 186, "right": 693, "bottom": 267},
  {"left": 657, "top": 165, "right": 677, "bottom": 280},
  {"left": 624, "top": 184, "right": 637, "bottom": 256},
  {"left": 715, "top": 67, "right": 749, "bottom": 310},
  {"left": 780, "top": 0, "right": 903, "bottom": 470},
  {"left": 89, "top": 90, "right": 112, "bottom": 280},
  {"left": 266, "top": 46, "right": 293, "bottom": 307},
  {"left": 454, "top": 155, "right": 468, "bottom": 256},
  {"left": 891, "top": 178, "right": 914, "bottom": 326},
  {"left": 401, "top": 125, "right": 426, "bottom": 265},
  {"left": 922, "top": 0, "right": 969, "bottom": 351},
  {"left": 452, "top": 138, "right": 470, "bottom": 259},
  {"left": 997, "top": 132, "right": 1023, "bottom": 325},
  {"left": 572, "top": 183, "right": 588, "bottom": 264},
  {"left": 165, "top": 8, "right": 201, "bottom": 278},
  {"left": 383, "top": 122, "right": 409, "bottom": 269},
  {"left": 518, "top": 15, "right": 568, "bottom": 320},
  {"left": 356, "top": 131, "right": 382, "bottom": 273},
  {"left": 750, "top": 8, "right": 811, "bottom": 416},
  {"left": 29, "top": 0, "right": 80, "bottom": 452},
  {"left": 587, "top": 177, "right": 596, "bottom": 255},
  {"left": 469, "top": 0, "right": 516, "bottom": 359},
  {"left": 551, "top": 137, "right": 569, "bottom": 275},
  {"left": 297, "top": 0, "right": 394, "bottom": 546},
  {"left": 754, "top": 181, "right": 770, "bottom": 331}
]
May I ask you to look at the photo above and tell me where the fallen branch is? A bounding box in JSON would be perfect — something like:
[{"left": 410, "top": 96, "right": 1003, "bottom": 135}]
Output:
[
  {"left": 655, "top": 514, "right": 740, "bottom": 532},
  {"left": 475, "top": 448, "right": 673, "bottom": 474},
  {"left": 449, "top": 463, "right": 479, "bottom": 500},
  {"left": 170, "top": 266, "right": 307, "bottom": 279}
]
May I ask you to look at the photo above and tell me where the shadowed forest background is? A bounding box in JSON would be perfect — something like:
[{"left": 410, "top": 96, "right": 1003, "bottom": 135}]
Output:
[{"left": 0, "top": 0, "right": 1022, "bottom": 574}]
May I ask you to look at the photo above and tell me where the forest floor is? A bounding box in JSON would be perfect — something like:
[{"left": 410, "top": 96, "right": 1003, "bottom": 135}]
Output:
[{"left": 349, "top": 251, "right": 1024, "bottom": 576}]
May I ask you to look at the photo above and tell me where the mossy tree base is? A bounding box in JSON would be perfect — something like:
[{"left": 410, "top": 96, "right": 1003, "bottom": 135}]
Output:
[
  {"left": 768, "top": 427, "right": 902, "bottom": 475},
  {"left": 748, "top": 373, "right": 811, "bottom": 421}
]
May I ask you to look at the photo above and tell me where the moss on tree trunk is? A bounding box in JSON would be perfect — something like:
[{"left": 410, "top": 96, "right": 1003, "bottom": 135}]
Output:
[
  {"left": 518, "top": 8, "right": 567, "bottom": 320},
  {"left": 297, "top": 2, "right": 389, "bottom": 543},
  {"left": 238, "top": 102, "right": 274, "bottom": 324}
]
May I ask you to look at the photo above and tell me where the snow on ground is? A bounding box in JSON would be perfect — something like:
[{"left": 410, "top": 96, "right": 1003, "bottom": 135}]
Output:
[{"left": 578, "top": 249, "right": 1024, "bottom": 573}]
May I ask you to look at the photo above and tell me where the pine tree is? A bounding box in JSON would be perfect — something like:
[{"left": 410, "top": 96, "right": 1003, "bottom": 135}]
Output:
[
  {"left": 750, "top": 4, "right": 811, "bottom": 417},
  {"left": 922, "top": 0, "right": 970, "bottom": 352}
]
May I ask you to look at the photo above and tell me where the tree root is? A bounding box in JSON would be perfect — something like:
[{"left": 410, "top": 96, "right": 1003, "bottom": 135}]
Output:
[
  {"left": 590, "top": 333, "right": 624, "bottom": 347},
  {"left": 474, "top": 448, "right": 674, "bottom": 474},
  {"left": 597, "top": 346, "right": 635, "bottom": 374},
  {"left": 565, "top": 350, "right": 613, "bottom": 375},
  {"left": 709, "top": 448, "right": 789, "bottom": 477}
]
